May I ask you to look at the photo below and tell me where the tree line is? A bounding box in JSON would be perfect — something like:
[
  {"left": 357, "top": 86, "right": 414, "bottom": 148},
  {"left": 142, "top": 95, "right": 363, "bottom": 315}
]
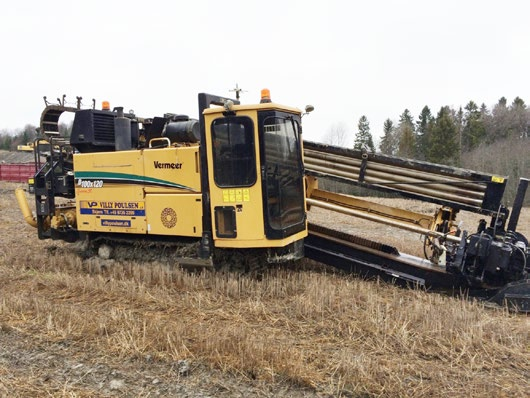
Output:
[
  {"left": 0, "top": 123, "right": 71, "bottom": 151},
  {"left": 349, "top": 96, "right": 530, "bottom": 204},
  {"left": 0, "top": 125, "right": 38, "bottom": 151},
  {"left": 353, "top": 96, "right": 528, "bottom": 165}
]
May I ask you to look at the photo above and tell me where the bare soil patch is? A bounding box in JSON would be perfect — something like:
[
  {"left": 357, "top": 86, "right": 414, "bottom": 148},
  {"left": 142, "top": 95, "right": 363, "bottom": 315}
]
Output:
[{"left": 1, "top": 181, "right": 529, "bottom": 397}]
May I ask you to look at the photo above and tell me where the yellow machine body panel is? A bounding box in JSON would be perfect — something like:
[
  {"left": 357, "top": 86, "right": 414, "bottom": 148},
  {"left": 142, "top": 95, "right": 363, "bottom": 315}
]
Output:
[
  {"left": 141, "top": 146, "right": 201, "bottom": 193},
  {"left": 75, "top": 149, "right": 146, "bottom": 234},
  {"left": 145, "top": 194, "right": 202, "bottom": 237},
  {"left": 74, "top": 145, "right": 202, "bottom": 237}
]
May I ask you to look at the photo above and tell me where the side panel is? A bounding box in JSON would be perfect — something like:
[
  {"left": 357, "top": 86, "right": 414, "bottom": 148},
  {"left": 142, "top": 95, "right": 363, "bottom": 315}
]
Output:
[
  {"left": 74, "top": 146, "right": 202, "bottom": 237},
  {"left": 142, "top": 146, "right": 201, "bottom": 193},
  {"left": 74, "top": 150, "right": 147, "bottom": 234},
  {"left": 142, "top": 146, "right": 203, "bottom": 237},
  {"left": 145, "top": 194, "right": 202, "bottom": 237}
]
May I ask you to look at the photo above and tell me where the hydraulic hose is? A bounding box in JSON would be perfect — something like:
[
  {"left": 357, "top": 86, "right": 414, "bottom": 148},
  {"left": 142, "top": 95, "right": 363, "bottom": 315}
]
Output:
[{"left": 15, "top": 188, "right": 37, "bottom": 228}]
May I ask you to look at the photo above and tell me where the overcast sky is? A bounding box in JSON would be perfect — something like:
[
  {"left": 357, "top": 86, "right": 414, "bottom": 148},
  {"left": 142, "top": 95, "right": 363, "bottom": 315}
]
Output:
[{"left": 1, "top": 1, "right": 529, "bottom": 146}]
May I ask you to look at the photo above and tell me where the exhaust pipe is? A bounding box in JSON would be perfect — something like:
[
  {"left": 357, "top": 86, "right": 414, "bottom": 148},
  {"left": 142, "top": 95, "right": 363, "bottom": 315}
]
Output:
[{"left": 15, "top": 188, "right": 37, "bottom": 228}]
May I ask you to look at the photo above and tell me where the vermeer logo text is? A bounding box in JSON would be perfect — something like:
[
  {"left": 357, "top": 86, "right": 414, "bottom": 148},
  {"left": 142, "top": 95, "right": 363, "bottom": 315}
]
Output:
[{"left": 154, "top": 161, "right": 183, "bottom": 169}]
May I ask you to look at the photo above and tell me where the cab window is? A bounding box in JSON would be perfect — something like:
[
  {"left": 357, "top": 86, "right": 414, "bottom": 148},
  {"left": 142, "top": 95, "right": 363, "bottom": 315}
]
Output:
[
  {"left": 260, "top": 112, "right": 305, "bottom": 234},
  {"left": 211, "top": 116, "right": 256, "bottom": 187}
]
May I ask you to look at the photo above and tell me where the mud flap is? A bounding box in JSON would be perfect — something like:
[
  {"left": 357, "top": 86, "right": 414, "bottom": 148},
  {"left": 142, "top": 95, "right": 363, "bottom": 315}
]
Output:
[{"left": 488, "top": 279, "right": 530, "bottom": 312}]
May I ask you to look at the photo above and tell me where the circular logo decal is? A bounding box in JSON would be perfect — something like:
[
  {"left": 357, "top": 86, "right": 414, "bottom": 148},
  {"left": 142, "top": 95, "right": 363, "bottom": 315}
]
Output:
[{"left": 161, "top": 208, "right": 177, "bottom": 228}]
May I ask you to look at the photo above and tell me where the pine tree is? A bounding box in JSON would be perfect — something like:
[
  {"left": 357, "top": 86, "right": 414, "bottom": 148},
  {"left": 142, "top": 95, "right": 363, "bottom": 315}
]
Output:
[
  {"left": 354, "top": 115, "right": 375, "bottom": 152},
  {"left": 490, "top": 97, "right": 510, "bottom": 142},
  {"left": 379, "top": 118, "right": 397, "bottom": 155},
  {"left": 415, "top": 106, "right": 432, "bottom": 160},
  {"left": 399, "top": 109, "right": 414, "bottom": 126},
  {"left": 455, "top": 106, "right": 464, "bottom": 160},
  {"left": 488, "top": 96, "right": 529, "bottom": 141},
  {"left": 396, "top": 109, "right": 415, "bottom": 158},
  {"left": 398, "top": 123, "right": 415, "bottom": 158},
  {"left": 428, "top": 106, "right": 459, "bottom": 165},
  {"left": 512, "top": 96, "right": 525, "bottom": 108},
  {"left": 510, "top": 97, "right": 528, "bottom": 138},
  {"left": 462, "top": 101, "right": 486, "bottom": 152}
]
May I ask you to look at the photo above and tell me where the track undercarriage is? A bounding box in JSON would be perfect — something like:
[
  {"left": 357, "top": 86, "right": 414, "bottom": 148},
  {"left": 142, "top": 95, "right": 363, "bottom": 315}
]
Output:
[{"left": 75, "top": 232, "right": 301, "bottom": 276}]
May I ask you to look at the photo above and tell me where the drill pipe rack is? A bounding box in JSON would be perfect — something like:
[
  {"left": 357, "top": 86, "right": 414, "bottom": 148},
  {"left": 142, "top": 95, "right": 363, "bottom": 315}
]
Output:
[{"left": 303, "top": 141, "right": 507, "bottom": 216}]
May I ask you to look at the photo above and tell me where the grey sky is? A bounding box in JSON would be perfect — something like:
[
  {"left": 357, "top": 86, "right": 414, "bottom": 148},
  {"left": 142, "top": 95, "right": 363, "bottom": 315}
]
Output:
[{"left": 1, "top": 1, "right": 529, "bottom": 146}]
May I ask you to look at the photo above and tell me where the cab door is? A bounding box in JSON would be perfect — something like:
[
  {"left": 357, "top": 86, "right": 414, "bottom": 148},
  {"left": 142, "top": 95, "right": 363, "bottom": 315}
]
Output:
[
  {"left": 205, "top": 112, "right": 267, "bottom": 247},
  {"left": 258, "top": 111, "right": 306, "bottom": 239}
]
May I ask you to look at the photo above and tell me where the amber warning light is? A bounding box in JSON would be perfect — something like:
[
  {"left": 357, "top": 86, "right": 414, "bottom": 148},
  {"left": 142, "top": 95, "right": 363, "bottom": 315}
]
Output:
[
  {"left": 102, "top": 101, "right": 110, "bottom": 110},
  {"left": 260, "top": 88, "right": 271, "bottom": 103}
]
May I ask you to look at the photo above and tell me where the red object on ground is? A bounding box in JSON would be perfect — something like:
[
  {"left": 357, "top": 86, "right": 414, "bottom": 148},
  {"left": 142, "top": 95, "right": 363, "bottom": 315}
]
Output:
[{"left": 0, "top": 163, "right": 35, "bottom": 182}]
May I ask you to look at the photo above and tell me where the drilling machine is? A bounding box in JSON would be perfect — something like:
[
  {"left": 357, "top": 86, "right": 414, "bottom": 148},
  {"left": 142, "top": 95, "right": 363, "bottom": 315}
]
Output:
[{"left": 16, "top": 92, "right": 530, "bottom": 310}]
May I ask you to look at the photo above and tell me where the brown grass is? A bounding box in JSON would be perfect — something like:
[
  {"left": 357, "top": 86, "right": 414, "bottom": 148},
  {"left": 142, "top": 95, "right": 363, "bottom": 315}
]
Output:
[{"left": 1, "top": 181, "right": 529, "bottom": 397}]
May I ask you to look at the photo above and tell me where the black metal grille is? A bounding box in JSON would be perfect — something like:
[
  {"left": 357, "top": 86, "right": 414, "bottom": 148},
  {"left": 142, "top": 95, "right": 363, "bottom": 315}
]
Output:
[{"left": 93, "top": 113, "right": 115, "bottom": 142}]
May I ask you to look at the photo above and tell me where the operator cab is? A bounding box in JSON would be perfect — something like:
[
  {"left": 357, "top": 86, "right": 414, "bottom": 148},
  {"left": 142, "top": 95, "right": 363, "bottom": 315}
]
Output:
[{"left": 200, "top": 90, "right": 307, "bottom": 261}]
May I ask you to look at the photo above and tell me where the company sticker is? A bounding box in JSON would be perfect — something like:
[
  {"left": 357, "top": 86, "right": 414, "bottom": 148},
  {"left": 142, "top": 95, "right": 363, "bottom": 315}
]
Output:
[
  {"left": 80, "top": 201, "right": 145, "bottom": 216},
  {"left": 101, "top": 219, "right": 131, "bottom": 227}
]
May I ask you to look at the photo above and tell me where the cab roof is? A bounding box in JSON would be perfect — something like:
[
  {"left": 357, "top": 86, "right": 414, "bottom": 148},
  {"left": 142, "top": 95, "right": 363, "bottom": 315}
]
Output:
[{"left": 202, "top": 101, "right": 302, "bottom": 116}]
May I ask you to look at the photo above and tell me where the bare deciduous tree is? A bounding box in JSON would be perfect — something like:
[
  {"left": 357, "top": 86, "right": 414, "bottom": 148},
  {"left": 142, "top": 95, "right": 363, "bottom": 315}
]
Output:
[{"left": 322, "top": 122, "right": 349, "bottom": 147}]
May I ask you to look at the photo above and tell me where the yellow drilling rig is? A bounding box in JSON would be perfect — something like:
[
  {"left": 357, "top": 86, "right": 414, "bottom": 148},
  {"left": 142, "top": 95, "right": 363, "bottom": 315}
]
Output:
[{"left": 16, "top": 91, "right": 530, "bottom": 311}]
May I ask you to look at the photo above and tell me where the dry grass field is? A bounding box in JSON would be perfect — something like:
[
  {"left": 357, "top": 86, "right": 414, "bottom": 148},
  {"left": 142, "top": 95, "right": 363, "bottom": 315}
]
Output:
[{"left": 0, "top": 181, "right": 529, "bottom": 397}]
